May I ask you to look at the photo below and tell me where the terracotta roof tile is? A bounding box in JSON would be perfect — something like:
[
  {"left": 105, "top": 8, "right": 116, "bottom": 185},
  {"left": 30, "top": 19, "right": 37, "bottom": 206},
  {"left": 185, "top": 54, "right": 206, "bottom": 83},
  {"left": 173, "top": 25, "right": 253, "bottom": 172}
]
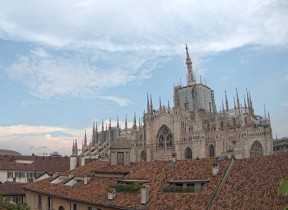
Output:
[{"left": 210, "top": 153, "right": 288, "bottom": 209}]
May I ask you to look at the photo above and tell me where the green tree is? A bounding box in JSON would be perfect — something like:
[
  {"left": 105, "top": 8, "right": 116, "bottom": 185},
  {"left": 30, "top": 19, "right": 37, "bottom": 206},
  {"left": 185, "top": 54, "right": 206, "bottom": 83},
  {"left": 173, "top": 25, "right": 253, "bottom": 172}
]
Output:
[
  {"left": 0, "top": 192, "right": 29, "bottom": 210},
  {"left": 278, "top": 179, "right": 288, "bottom": 210}
]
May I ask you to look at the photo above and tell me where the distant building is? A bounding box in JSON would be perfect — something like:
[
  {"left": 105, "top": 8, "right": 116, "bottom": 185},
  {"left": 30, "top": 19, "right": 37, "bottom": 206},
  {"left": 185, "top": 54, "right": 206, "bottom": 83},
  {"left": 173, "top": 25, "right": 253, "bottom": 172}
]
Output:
[
  {"left": 72, "top": 44, "right": 273, "bottom": 169},
  {"left": 24, "top": 141, "right": 288, "bottom": 209},
  {"left": 273, "top": 137, "right": 288, "bottom": 154},
  {"left": 0, "top": 181, "right": 26, "bottom": 204},
  {"left": 0, "top": 154, "right": 70, "bottom": 184}
]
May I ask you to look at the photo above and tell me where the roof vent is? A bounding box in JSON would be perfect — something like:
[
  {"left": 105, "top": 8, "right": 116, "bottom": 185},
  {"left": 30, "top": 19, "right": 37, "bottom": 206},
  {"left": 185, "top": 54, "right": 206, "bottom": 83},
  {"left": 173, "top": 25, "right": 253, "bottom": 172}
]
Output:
[{"left": 108, "top": 188, "right": 116, "bottom": 200}]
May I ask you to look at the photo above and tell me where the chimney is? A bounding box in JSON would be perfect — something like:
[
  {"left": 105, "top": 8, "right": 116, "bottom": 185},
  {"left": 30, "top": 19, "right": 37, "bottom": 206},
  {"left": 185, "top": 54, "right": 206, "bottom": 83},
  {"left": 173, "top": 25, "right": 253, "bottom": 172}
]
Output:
[
  {"left": 108, "top": 188, "right": 116, "bottom": 200},
  {"left": 68, "top": 172, "right": 74, "bottom": 179},
  {"left": 172, "top": 153, "right": 177, "bottom": 163},
  {"left": 212, "top": 163, "right": 219, "bottom": 176},
  {"left": 83, "top": 176, "right": 90, "bottom": 185},
  {"left": 53, "top": 172, "right": 58, "bottom": 178},
  {"left": 141, "top": 184, "right": 149, "bottom": 205}
]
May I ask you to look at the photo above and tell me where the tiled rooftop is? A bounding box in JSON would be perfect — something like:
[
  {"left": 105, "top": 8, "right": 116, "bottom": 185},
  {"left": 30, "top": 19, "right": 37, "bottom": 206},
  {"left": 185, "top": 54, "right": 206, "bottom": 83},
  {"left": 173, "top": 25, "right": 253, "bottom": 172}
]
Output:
[
  {"left": 0, "top": 155, "right": 70, "bottom": 172},
  {"left": 0, "top": 181, "right": 26, "bottom": 195},
  {"left": 24, "top": 153, "right": 288, "bottom": 209},
  {"left": 210, "top": 152, "right": 288, "bottom": 209},
  {"left": 24, "top": 157, "right": 230, "bottom": 209}
]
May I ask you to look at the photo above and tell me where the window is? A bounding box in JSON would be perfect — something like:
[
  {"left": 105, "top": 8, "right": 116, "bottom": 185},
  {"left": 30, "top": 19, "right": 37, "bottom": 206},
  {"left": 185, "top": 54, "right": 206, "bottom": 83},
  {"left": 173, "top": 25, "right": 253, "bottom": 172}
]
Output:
[
  {"left": 20, "top": 172, "right": 25, "bottom": 178},
  {"left": 250, "top": 141, "right": 263, "bottom": 157},
  {"left": 38, "top": 195, "right": 42, "bottom": 209},
  {"left": 15, "top": 172, "right": 19, "bottom": 178},
  {"left": 7, "top": 172, "right": 13, "bottom": 178},
  {"left": 117, "top": 152, "right": 124, "bottom": 165},
  {"left": 157, "top": 125, "right": 173, "bottom": 149},
  {"left": 184, "top": 147, "right": 192, "bottom": 159},
  {"left": 140, "top": 150, "right": 146, "bottom": 161},
  {"left": 70, "top": 203, "right": 79, "bottom": 210},
  {"left": 34, "top": 194, "right": 37, "bottom": 209},
  {"left": 47, "top": 196, "right": 52, "bottom": 210},
  {"left": 163, "top": 179, "right": 209, "bottom": 193},
  {"left": 209, "top": 145, "right": 215, "bottom": 157}
]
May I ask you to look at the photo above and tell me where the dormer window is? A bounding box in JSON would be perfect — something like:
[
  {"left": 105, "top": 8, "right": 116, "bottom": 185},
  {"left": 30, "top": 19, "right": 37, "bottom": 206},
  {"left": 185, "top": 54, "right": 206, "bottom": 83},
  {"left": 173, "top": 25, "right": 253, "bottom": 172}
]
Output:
[
  {"left": 163, "top": 178, "right": 209, "bottom": 193},
  {"left": 50, "top": 176, "right": 65, "bottom": 184}
]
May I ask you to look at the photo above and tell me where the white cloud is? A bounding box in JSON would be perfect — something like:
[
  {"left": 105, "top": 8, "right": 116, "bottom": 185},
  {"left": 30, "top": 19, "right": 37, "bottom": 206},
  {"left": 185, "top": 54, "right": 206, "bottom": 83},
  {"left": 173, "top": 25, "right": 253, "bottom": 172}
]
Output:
[
  {"left": 98, "top": 96, "right": 132, "bottom": 107},
  {"left": 0, "top": 0, "right": 287, "bottom": 53},
  {"left": 285, "top": 75, "right": 288, "bottom": 80},
  {"left": 6, "top": 48, "right": 161, "bottom": 100},
  {"left": 2, "top": 0, "right": 288, "bottom": 101},
  {"left": 282, "top": 102, "right": 288, "bottom": 106},
  {"left": 0, "top": 124, "right": 84, "bottom": 155}
]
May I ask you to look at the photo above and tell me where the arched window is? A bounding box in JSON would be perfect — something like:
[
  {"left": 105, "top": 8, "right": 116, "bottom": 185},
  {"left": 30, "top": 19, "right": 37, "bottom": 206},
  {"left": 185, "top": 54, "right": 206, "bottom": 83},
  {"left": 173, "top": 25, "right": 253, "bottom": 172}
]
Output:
[
  {"left": 184, "top": 147, "right": 192, "bottom": 159},
  {"left": 157, "top": 125, "right": 173, "bottom": 149},
  {"left": 250, "top": 141, "right": 263, "bottom": 157},
  {"left": 209, "top": 145, "right": 215, "bottom": 157},
  {"left": 140, "top": 150, "right": 146, "bottom": 161},
  {"left": 58, "top": 206, "right": 65, "bottom": 210}
]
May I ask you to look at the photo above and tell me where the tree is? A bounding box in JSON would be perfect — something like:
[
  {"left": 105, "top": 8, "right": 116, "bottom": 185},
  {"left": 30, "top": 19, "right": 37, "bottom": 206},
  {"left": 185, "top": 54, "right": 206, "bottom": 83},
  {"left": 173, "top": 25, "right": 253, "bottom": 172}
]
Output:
[
  {"left": 278, "top": 179, "right": 288, "bottom": 210},
  {"left": 0, "top": 192, "right": 29, "bottom": 210}
]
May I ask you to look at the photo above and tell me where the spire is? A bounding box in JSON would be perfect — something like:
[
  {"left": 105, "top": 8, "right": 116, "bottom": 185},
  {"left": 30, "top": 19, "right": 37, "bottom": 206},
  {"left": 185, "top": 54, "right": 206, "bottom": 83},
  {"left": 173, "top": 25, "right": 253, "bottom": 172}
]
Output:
[
  {"left": 185, "top": 44, "right": 196, "bottom": 86},
  {"left": 222, "top": 100, "right": 225, "bottom": 115},
  {"left": 133, "top": 112, "right": 137, "bottom": 131},
  {"left": 109, "top": 118, "right": 111, "bottom": 129},
  {"left": 236, "top": 88, "right": 240, "bottom": 110},
  {"left": 150, "top": 94, "right": 153, "bottom": 112},
  {"left": 168, "top": 100, "right": 171, "bottom": 113},
  {"left": 102, "top": 120, "right": 104, "bottom": 132},
  {"left": 96, "top": 121, "right": 98, "bottom": 133},
  {"left": 147, "top": 93, "right": 150, "bottom": 113},
  {"left": 117, "top": 116, "right": 119, "bottom": 128},
  {"left": 84, "top": 130, "right": 87, "bottom": 147},
  {"left": 125, "top": 114, "right": 128, "bottom": 133},
  {"left": 92, "top": 123, "right": 95, "bottom": 145},
  {"left": 159, "top": 97, "right": 162, "bottom": 111},
  {"left": 268, "top": 112, "right": 271, "bottom": 123},
  {"left": 138, "top": 117, "right": 141, "bottom": 129},
  {"left": 246, "top": 88, "right": 250, "bottom": 108},
  {"left": 234, "top": 97, "right": 236, "bottom": 110},
  {"left": 200, "top": 75, "right": 202, "bottom": 84},
  {"left": 243, "top": 95, "right": 247, "bottom": 110},
  {"left": 264, "top": 104, "right": 267, "bottom": 119},
  {"left": 225, "top": 91, "right": 229, "bottom": 112}
]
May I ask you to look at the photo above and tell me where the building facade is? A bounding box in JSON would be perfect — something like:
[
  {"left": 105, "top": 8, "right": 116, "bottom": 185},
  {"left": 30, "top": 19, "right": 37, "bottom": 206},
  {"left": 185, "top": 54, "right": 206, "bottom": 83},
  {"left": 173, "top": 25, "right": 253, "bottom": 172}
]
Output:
[{"left": 74, "top": 45, "right": 273, "bottom": 165}]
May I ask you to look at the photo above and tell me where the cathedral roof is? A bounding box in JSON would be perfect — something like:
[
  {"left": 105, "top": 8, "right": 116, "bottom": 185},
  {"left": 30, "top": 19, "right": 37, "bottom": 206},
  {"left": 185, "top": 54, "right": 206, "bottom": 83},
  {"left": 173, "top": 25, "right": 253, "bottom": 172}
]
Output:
[{"left": 110, "top": 136, "right": 131, "bottom": 150}]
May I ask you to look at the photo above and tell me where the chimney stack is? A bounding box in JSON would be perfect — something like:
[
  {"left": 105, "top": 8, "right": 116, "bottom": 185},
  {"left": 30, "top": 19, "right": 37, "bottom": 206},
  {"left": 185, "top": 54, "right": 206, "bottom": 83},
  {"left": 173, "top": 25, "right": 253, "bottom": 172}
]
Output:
[
  {"left": 141, "top": 184, "right": 149, "bottom": 205},
  {"left": 212, "top": 163, "right": 219, "bottom": 176},
  {"left": 108, "top": 188, "right": 116, "bottom": 200},
  {"left": 172, "top": 153, "right": 177, "bottom": 163}
]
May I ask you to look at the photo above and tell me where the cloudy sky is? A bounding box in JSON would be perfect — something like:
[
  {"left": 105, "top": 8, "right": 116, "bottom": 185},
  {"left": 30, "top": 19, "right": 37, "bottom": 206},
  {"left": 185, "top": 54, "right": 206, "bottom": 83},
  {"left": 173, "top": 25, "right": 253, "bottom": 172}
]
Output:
[{"left": 0, "top": 0, "right": 287, "bottom": 156}]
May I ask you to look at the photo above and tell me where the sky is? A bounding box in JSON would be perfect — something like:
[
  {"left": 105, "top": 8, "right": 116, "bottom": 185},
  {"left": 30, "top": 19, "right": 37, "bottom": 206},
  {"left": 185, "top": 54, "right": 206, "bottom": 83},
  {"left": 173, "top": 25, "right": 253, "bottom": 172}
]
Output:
[{"left": 0, "top": 0, "right": 287, "bottom": 156}]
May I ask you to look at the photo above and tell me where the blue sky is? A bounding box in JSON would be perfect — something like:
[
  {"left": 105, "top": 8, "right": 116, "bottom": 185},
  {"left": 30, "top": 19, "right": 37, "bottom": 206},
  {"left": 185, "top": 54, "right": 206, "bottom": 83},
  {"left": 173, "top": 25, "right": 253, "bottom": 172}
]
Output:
[{"left": 0, "top": 0, "right": 287, "bottom": 156}]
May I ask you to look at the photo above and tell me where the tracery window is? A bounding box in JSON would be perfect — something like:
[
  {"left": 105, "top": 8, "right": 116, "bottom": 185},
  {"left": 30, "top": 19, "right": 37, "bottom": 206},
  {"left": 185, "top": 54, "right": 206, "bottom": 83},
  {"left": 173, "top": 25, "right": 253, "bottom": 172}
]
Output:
[
  {"left": 157, "top": 125, "right": 173, "bottom": 149},
  {"left": 250, "top": 141, "right": 263, "bottom": 157},
  {"left": 185, "top": 147, "right": 192, "bottom": 159},
  {"left": 209, "top": 145, "right": 215, "bottom": 157},
  {"left": 140, "top": 150, "right": 146, "bottom": 161}
]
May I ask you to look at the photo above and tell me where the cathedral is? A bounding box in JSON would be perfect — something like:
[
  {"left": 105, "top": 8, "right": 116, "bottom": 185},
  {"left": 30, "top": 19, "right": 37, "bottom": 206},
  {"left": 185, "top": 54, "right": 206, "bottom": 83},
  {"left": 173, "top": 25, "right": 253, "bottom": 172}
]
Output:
[{"left": 71, "top": 45, "right": 273, "bottom": 167}]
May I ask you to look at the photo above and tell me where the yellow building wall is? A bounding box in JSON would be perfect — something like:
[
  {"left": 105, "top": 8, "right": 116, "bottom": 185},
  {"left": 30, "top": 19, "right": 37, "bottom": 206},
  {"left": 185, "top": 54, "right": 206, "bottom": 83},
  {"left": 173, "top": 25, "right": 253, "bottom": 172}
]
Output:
[{"left": 25, "top": 190, "right": 115, "bottom": 210}]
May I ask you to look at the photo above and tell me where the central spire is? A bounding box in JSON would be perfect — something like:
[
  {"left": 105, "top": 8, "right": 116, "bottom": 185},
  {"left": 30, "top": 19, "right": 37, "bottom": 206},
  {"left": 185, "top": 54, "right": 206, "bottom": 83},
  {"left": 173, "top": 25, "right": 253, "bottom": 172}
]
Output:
[{"left": 185, "top": 44, "right": 196, "bottom": 86}]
